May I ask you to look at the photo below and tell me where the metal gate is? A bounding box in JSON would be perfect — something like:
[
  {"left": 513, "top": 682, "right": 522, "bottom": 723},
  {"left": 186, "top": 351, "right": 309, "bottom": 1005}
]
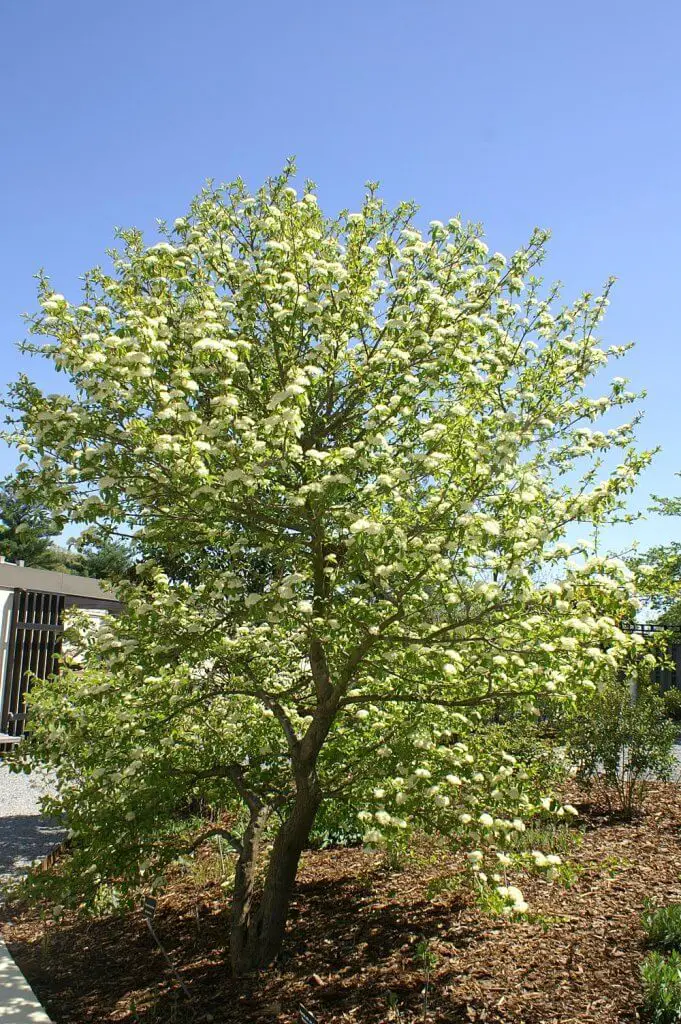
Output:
[
  {"left": 1, "top": 589, "right": 65, "bottom": 739},
  {"left": 653, "top": 642, "right": 681, "bottom": 692}
]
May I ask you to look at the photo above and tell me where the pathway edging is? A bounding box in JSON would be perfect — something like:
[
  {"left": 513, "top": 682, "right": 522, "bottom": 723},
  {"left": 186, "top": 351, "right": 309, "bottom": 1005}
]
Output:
[{"left": 0, "top": 939, "right": 53, "bottom": 1022}]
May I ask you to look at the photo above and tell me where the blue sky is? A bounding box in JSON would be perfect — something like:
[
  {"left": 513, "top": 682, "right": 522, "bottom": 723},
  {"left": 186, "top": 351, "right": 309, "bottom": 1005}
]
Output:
[{"left": 1, "top": 0, "right": 680, "bottom": 554}]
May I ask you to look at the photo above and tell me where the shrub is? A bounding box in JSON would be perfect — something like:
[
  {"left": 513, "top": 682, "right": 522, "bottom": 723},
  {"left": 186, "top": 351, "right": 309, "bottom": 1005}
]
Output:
[
  {"left": 564, "top": 681, "right": 676, "bottom": 819},
  {"left": 644, "top": 904, "right": 681, "bottom": 952},
  {"left": 309, "top": 799, "right": 364, "bottom": 848},
  {"left": 641, "top": 950, "right": 681, "bottom": 1023},
  {"left": 664, "top": 690, "right": 681, "bottom": 724}
]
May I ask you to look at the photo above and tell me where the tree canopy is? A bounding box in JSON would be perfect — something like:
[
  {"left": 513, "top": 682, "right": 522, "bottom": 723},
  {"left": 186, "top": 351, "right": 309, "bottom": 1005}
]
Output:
[
  {"left": 0, "top": 476, "right": 133, "bottom": 579},
  {"left": 0, "top": 475, "right": 66, "bottom": 569},
  {"left": 7, "top": 166, "right": 652, "bottom": 972},
  {"left": 629, "top": 477, "right": 681, "bottom": 629},
  {"left": 68, "top": 534, "right": 134, "bottom": 581}
]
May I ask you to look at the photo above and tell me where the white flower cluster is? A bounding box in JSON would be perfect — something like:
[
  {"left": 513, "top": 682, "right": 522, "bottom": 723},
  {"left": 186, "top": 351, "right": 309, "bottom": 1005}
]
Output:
[{"left": 496, "top": 885, "right": 529, "bottom": 915}]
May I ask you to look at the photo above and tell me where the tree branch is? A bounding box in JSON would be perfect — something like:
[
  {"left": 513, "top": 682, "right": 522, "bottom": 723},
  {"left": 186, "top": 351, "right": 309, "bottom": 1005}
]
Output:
[{"left": 185, "top": 826, "right": 243, "bottom": 856}]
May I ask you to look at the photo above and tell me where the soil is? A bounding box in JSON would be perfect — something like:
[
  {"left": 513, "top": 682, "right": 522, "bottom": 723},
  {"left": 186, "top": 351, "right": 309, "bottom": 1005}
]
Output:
[{"left": 3, "top": 783, "right": 681, "bottom": 1024}]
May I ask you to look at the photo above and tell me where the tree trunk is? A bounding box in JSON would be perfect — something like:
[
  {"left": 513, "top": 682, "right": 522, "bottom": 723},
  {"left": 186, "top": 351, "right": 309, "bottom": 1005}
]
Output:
[
  {"left": 229, "top": 781, "right": 321, "bottom": 975},
  {"left": 229, "top": 805, "right": 271, "bottom": 972}
]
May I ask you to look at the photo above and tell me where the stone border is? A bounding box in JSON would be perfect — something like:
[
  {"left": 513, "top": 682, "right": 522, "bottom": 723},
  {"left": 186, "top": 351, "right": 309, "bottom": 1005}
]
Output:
[{"left": 0, "top": 938, "right": 53, "bottom": 1022}]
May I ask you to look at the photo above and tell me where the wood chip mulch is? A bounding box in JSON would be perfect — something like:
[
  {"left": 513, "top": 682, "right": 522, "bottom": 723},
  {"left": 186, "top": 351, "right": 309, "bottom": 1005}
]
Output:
[{"left": 2, "top": 782, "right": 681, "bottom": 1024}]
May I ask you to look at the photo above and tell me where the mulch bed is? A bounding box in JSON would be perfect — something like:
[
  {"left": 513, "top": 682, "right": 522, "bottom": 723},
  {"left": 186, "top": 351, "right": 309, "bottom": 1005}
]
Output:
[{"left": 3, "top": 783, "right": 681, "bottom": 1024}]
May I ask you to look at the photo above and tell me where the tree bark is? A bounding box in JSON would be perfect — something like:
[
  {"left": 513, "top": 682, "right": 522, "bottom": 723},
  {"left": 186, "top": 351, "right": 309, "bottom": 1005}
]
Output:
[
  {"left": 229, "top": 805, "right": 271, "bottom": 972},
  {"left": 229, "top": 778, "right": 322, "bottom": 975}
]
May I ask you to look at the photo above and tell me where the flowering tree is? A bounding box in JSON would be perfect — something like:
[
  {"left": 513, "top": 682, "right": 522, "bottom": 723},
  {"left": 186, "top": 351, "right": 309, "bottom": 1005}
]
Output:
[{"left": 7, "top": 166, "right": 651, "bottom": 973}]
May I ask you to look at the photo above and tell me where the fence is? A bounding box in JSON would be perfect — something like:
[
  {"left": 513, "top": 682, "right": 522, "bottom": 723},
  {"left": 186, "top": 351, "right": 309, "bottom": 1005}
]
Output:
[
  {"left": 0, "top": 563, "right": 121, "bottom": 750},
  {"left": 625, "top": 623, "right": 681, "bottom": 692},
  {"left": 652, "top": 644, "right": 681, "bottom": 692},
  {"left": 0, "top": 589, "right": 65, "bottom": 740}
]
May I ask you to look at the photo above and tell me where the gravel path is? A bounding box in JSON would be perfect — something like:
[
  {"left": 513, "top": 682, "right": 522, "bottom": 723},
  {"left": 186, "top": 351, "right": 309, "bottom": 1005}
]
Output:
[{"left": 0, "top": 763, "right": 65, "bottom": 899}]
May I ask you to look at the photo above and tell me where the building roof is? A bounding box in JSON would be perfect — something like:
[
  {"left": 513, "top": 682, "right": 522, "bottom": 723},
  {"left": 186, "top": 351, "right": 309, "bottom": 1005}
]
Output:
[{"left": 0, "top": 560, "right": 120, "bottom": 609}]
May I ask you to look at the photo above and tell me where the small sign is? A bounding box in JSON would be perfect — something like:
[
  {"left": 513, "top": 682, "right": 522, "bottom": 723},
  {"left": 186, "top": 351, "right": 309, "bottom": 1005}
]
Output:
[{"left": 143, "top": 896, "right": 157, "bottom": 920}]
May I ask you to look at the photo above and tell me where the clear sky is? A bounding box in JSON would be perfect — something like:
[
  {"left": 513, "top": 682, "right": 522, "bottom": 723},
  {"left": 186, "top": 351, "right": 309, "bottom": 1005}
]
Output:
[{"left": 1, "top": 0, "right": 679, "bottom": 555}]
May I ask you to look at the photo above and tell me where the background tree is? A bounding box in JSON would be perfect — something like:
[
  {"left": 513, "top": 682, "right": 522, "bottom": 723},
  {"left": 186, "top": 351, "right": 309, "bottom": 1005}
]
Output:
[
  {"left": 0, "top": 477, "right": 133, "bottom": 578},
  {"left": 0, "top": 475, "right": 66, "bottom": 569},
  {"left": 7, "top": 167, "right": 651, "bottom": 974},
  {"left": 629, "top": 477, "right": 681, "bottom": 629},
  {"left": 67, "top": 533, "right": 135, "bottom": 581}
]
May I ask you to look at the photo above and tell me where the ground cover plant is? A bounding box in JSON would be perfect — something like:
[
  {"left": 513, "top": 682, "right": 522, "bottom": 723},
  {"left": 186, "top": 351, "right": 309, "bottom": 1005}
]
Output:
[
  {"left": 5, "top": 165, "right": 654, "bottom": 974},
  {"left": 641, "top": 950, "right": 681, "bottom": 1024},
  {"left": 643, "top": 903, "right": 681, "bottom": 952}
]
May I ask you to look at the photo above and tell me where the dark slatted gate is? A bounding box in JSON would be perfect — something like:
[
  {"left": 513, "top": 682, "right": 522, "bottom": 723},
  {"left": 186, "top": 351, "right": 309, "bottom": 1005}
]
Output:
[
  {"left": 1, "top": 589, "right": 65, "bottom": 739},
  {"left": 653, "top": 642, "right": 681, "bottom": 692}
]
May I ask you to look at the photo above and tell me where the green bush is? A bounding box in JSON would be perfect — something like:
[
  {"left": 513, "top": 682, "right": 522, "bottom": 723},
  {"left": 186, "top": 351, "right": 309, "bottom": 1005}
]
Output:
[
  {"left": 664, "top": 690, "right": 681, "bottom": 724},
  {"left": 644, "top": 904, "right": 681, "bottom": 952},
  {"left": 309, "top": 800, "right": 363, "bottom": 848},
  {"left": 641, "top": 950, "right": 681, "bottom": 1023},
  {"left": 564, "top": 681, "right": 676, "bottom": 819}
]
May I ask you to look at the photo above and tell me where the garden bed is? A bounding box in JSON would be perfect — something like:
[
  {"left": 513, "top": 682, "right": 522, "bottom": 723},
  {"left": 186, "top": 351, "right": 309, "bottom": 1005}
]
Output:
[{"left": 3, "top": 783, "right": 681, "bottom": 1024}]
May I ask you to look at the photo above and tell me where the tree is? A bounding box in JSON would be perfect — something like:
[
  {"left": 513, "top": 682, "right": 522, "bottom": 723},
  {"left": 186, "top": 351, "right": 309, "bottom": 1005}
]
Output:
[
  {"left": 638, "top": 545, "right": 681, "bottom": 630},
  {"left": 0, "top": 479, "right": 131, "bottom": 577},
  {"left": 7, "top": 166, "right": 651, "bottom": 974},
  {"left": 68, "top": 535, "right": 135, "bottom": 581},
  {"left": 629, "top": 478, "right": 681, "bottom": 629},
  {"left": 0, "top": 475, "right": 66, "bottom": 569}
]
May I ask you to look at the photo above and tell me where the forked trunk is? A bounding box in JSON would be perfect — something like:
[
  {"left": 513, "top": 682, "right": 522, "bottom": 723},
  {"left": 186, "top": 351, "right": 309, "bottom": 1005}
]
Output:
[{"left": 229, "top": 784, "right": 321, "bottom": 975}]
